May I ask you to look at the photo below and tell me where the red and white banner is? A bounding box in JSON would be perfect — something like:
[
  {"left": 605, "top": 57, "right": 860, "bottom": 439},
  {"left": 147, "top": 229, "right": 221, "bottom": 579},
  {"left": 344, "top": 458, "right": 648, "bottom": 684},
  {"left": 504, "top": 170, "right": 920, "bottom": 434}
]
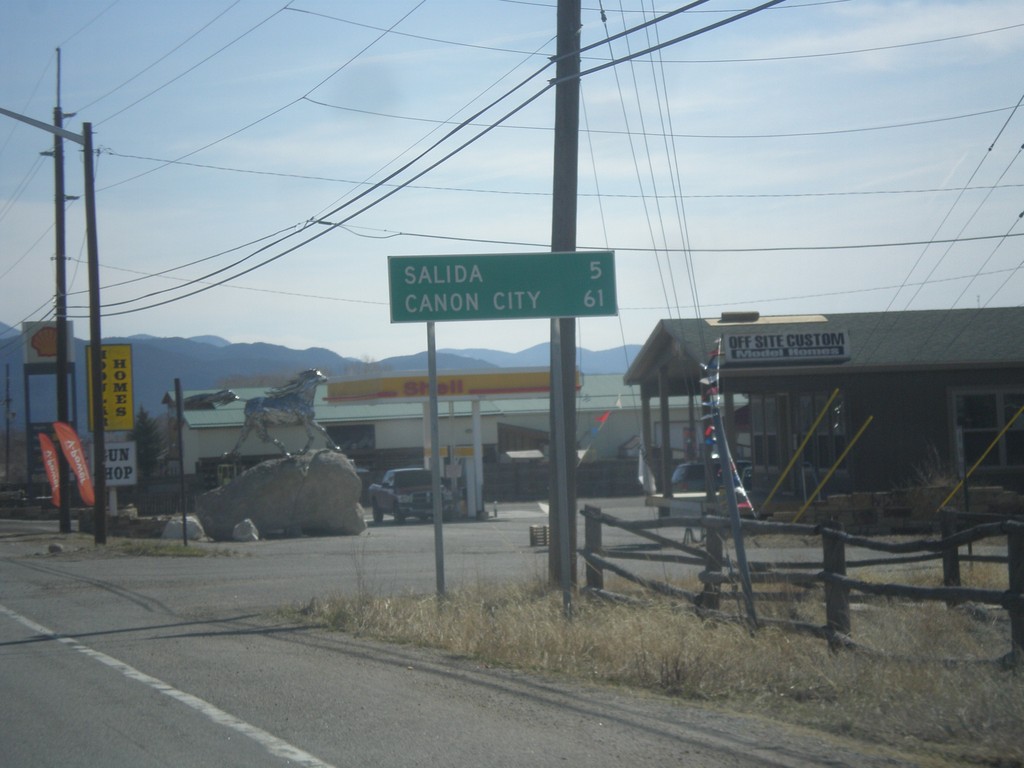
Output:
[
  {"left": 52, "top": 421, "right": 95, "bottom": 506},
  {"left": 38, "top": 433, "right": 61, "bottom": 508}
]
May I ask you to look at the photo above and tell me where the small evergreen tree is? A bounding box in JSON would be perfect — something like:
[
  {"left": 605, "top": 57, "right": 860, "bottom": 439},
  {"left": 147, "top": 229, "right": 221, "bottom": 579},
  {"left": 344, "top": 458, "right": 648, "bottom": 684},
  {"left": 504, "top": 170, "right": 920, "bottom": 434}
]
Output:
[{"left": 129, "top": 407, "right": 164, "bottom": 483}]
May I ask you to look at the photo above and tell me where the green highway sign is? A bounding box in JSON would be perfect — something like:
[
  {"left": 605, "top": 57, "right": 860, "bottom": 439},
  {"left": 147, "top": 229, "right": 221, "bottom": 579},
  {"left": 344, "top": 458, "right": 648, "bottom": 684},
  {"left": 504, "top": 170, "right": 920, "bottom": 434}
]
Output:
[{"left": 388, "top": 251, "right": 617, "bottom": 323}]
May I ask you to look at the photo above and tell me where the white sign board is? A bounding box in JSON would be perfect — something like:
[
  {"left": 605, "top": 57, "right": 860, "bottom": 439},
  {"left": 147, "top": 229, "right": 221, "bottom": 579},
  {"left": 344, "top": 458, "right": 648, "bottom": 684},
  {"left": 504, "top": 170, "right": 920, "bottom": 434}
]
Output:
[
  {"left": 22, "top": 321, "right": 75, "bottom": 365},
  {"left": 722, "top": 330, "right": 851, "bottom": 365},
  {"left": 105, "top": 440, "right": 138, "bottom": 486}
]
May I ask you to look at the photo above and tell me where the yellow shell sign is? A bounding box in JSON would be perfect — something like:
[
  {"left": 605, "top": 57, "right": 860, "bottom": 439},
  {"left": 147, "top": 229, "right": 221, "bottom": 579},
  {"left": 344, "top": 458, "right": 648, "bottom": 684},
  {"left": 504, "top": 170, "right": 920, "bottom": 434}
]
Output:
[{"left": 325, "top": 369, "right": 579, "bottom": 403}]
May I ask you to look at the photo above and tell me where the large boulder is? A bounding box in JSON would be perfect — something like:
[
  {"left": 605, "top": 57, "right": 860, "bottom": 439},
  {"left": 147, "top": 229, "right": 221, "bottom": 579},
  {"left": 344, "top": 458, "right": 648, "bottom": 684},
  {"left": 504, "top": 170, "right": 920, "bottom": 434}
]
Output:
[
  {"left": 162, "top": 515, "right": 207, "bottom": 541},
  {"left": 196, "top": 450, "right": 366, "bottom": 541}
]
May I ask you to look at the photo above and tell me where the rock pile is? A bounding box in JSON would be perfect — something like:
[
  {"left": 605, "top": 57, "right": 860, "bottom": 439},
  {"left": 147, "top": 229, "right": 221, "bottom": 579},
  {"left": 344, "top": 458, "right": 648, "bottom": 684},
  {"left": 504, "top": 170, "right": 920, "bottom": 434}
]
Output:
[{"left": 196, "top": 450, "right": 366, "bottom": 541}]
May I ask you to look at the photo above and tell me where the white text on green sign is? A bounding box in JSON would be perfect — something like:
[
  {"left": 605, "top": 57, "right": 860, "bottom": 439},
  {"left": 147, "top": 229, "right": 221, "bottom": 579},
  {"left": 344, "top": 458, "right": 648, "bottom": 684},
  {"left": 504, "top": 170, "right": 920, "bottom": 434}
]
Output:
[{"left": 388, "top": 251, "right": 617, "bottom": 322}]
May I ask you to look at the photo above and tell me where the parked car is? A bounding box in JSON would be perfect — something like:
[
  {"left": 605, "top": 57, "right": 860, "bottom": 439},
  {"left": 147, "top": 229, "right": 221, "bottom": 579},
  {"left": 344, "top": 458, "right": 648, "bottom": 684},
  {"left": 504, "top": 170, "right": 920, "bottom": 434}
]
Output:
[
  {"left": 671, "top": 459, "right": 752, "bottom": 494},
  {"left": 367, "top": 468, "right": 453, "bottom": 524}
]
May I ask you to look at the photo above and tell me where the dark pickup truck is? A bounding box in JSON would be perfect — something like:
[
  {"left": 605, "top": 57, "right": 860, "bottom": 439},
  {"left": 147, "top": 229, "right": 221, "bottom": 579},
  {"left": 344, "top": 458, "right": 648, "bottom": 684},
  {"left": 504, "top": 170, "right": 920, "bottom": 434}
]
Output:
[{"left": 368, "top": 468, "right": 452, "bottom": 524}]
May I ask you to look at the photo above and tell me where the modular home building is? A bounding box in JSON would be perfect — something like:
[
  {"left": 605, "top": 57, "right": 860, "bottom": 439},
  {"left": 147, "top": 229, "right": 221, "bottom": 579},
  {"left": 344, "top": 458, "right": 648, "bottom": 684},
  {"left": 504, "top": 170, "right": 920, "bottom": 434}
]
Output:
[{"left": 624, "top": 308, "right": 1024, "bottom": 500}]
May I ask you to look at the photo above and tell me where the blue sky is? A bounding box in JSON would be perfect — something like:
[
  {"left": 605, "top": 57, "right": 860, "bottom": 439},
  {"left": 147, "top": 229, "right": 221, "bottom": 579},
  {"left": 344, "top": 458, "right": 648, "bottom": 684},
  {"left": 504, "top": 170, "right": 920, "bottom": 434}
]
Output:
[{"left": 2, "top": 0, "right": 1023, "bottom": 362}]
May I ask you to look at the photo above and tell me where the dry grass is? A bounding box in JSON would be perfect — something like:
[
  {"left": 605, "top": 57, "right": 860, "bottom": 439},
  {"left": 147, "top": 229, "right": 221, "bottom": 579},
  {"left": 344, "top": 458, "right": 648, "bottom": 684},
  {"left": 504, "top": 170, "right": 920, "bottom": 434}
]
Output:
[
  {"left": 296, "top": 564, "right": 1024, "bottom": 767},
  {"left": 108, "top": 539, "right": 239, "bottom": 557}
]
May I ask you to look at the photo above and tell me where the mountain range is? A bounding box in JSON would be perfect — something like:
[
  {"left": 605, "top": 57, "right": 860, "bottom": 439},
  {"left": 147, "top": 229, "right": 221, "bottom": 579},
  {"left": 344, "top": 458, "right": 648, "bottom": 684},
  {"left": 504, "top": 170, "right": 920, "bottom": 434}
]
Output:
[{"left": 0, "top": 321, "right": 639, "bottom": 422}]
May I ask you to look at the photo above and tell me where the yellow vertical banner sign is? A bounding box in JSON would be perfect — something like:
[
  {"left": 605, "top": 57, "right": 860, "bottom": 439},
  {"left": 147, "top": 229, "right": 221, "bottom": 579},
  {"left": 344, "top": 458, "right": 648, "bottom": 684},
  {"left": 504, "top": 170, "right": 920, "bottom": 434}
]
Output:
[{"left": 86, "top": 344, "right": 135, "bottom": 431}]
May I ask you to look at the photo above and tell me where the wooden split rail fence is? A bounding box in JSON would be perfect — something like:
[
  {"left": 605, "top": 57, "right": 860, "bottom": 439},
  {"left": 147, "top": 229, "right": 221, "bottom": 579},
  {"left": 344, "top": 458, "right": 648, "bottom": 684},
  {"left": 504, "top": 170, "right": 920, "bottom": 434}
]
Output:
[{"left": 580, "top": 503, "right": 1024, "bottom": 663}]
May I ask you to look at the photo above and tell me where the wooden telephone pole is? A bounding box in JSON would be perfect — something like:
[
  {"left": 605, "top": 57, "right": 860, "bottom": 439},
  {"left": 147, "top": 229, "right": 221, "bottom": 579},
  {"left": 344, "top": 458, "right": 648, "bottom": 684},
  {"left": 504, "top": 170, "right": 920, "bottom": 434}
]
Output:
[
  {"left": 53, "top": 49, "right": 73, "bottom": 534},
  {"left": 548, "top": 0, "right": 582, "bottom": 601}
]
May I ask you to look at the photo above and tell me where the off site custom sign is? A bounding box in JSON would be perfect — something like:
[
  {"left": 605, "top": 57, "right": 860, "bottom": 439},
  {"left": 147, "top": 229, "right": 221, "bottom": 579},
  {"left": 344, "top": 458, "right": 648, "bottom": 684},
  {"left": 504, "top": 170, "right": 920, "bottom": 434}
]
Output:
[
  {"left": 721, "top": 330, "right": 851, "bottom": 365},
  {"left": 388, "top": 251, "right": 617, "bottom": 323}
]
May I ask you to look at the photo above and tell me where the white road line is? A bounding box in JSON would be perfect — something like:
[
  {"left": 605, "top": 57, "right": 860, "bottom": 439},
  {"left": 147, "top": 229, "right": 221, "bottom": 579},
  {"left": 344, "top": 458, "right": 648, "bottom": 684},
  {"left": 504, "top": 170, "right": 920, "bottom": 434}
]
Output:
[{"left": 0, "top": 603, "right": 338, "bottom": 768}]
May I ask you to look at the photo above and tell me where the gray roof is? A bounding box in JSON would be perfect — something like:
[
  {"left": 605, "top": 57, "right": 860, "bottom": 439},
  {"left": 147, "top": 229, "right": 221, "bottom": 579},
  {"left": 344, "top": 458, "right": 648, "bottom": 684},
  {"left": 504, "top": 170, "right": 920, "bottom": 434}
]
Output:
[{"left": 625, "top": 307, "right": 1024, "bottom": 386}]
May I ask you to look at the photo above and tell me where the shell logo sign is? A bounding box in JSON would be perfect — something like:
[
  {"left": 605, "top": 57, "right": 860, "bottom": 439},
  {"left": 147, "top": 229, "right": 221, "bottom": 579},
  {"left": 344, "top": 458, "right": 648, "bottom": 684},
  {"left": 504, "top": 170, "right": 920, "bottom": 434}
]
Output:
[{"left": 22, "top": 321, "right": 75, "bottom": 364}]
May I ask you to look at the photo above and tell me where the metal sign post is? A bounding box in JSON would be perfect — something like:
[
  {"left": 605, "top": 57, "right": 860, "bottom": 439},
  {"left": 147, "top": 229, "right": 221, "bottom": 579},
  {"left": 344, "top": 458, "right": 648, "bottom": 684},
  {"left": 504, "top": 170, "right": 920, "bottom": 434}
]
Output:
[{"left": 427, "top": 321, "right": 445, "bottom": 596}]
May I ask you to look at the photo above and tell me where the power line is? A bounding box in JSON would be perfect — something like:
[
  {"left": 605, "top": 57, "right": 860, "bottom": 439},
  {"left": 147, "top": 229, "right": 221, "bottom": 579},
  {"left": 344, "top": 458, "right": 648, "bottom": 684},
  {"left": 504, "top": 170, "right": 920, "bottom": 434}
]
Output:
[
  {"left": 284, "top": 4, "right": 552, "bottom": 56},
  {"left": 656, "top": 21, "right": 1024, "bottom": 64},
  {"left": 574, "top": 0, "right": 791, "bottom": 81},
  {"left": 95, "top": 149, "right": 1024, "bottom": 199},
  {"left": 318, "top": 221, "right": 1024, "bottom": 254},
  {"left": 89, "top": 4, "right": 287, "bottom": 125},
  {"left": 88, "top": 0, "right": 976, "bottom": 319},
  {"left": 75, "top": 0, "right": 244, "bottom": 114},
  {"left": 94, "top": 2, "right": 425, "bottom": 192}
]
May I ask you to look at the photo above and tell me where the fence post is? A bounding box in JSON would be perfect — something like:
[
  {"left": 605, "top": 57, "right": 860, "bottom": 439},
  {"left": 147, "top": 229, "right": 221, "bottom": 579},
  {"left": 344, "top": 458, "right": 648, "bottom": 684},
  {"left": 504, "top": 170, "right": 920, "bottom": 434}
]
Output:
[
  {"left": 1008, "top": 526, "right": 1024, "bottom": 666},
  {"left": 941, "top": 508, "right": 961, "bottom": 590},
  {"left": 821, "top": 522, "right": 850, "bottom": 649},
  {"left": 701, "top": 524, "right": 723, "bottom": 611},
  {"left": 583, "top": 505, "right": 603, "bottom": 591}
]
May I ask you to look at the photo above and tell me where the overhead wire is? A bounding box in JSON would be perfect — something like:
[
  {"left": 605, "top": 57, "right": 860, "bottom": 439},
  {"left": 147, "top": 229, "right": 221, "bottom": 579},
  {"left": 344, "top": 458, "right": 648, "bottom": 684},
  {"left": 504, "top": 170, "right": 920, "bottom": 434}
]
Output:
[
  {"left": 75, "top": 0, "right": 245, "bottom": 114},
  {"left": 655, "top": 21, "right": 1024, "bottom": 63},
  {"left": 72, "top": 0, "right": 1003, "bottom": 324},
  {"left": 305, "top": 16, "right": 555, "bottom": 224},
  {"left": 67, "top": 222, "right": 305, "bottom": 298},
  {"left": 284, "top": 4, "right": 552, "bottom": 56},
  {"left": 948, "top": 207, "right": 1024, "bottom": 310},
  {"left": 900, "top": 141, "right": 1024, "bottom": 314},
  {"left": 642, "top": 0, "right": 698, "bottom": 329},
  {"left": 92, "top": 77, "right": 558, "bottom": 317},
  {"left": 625, "top": 0, "right": 686, "bottom": 321},
  {"left": 98, "top": 147, "right": 1024, "bottom": 200},
  {"left": 0, "top": 154, "right": 47, "bottom": 226},
  {"left": 58, "top": 0, "right": 122, "bottom": 47},
  {"left": 856, "top": 87, "right": 1024, "bottom": 361},
  {"left": 85, "top": 0, "right": 774, "bottom": 316},
  {"left": 90, "top": 4, "right": 286, "bottom": 125},
  {"left": 888, "top": 94, "right": 1024, "bottom": 315},
  {"left": 278, "top": 96, "right": 1021, "bottom": 139},
  {"left": 978, "top": 214, "right": 1024, "bottom": 308},
  {"left": 80, "top": 0, "right": 436, "bottom": 313},
  {"left": 88, "top": 4, "right": 552, "bottom": 313},
  {"left": 598, "top": 1, "right": 675, "bottom": 317},
  {"left": 575, "top": 0, "right": 790, "bottom": 81},
  {"left": 91, "top": 0, "right": 802, "bottom": 318},
  {"left": 95, "top": 0, "right": 426, "bottom": 194}
]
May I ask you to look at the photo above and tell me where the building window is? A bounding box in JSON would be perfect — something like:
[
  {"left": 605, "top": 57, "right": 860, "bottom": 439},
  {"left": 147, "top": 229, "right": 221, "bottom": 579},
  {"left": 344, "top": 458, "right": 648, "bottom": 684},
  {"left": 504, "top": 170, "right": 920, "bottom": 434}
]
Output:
[
  {"left": 750, "top": 395, "right": 780, "bottom": 468},
  {"left": 954, "top": 391, "right": 1024, "bottom": 468}
]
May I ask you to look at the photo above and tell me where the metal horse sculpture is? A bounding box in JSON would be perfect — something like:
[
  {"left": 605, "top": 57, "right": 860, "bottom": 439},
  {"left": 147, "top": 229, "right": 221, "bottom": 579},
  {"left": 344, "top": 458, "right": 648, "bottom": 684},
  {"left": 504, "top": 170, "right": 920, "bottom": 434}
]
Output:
[{"left": 227, "top": 369, "right": 340, "bottom": 457}]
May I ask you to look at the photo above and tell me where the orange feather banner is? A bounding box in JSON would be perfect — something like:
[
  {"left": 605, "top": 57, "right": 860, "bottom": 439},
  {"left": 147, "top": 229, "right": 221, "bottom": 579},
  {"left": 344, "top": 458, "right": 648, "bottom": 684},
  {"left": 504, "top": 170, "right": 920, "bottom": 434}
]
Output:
[{"left": 52, "top": 422, "right": 95, "bottom": 506}]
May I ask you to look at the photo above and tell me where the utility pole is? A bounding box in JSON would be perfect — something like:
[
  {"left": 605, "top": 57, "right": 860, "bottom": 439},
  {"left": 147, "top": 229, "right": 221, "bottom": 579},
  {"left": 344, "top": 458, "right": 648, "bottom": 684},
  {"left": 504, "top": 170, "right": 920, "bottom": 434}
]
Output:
[
  {"left": 548, "top": 0, "right": 582, "bottom": 601},
  {"left": 3, "top": 364, "right": 11, "bottom": 484},
  {"left": 0, "top": 106, "right": 106, "bottom": 544},
  {"left": 83, "top": 122, "right": 107, "bottom": 545},
  {"left": 53, "top": 48, "right": 73, "bottom": 533}
]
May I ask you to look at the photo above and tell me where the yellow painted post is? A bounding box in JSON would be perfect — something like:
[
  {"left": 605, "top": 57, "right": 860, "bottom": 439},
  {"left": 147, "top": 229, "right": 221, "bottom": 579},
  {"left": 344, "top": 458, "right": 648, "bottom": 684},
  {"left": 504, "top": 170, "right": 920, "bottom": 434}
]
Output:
[
  {"left": 792, "top": 416, "right": 873, "bottom": 524},
  {"left": 937, "top": 403, "right": 1024, "bottom": 513},
  {"left": 762, "top": 388, "right": 840, "bottom": 513}
]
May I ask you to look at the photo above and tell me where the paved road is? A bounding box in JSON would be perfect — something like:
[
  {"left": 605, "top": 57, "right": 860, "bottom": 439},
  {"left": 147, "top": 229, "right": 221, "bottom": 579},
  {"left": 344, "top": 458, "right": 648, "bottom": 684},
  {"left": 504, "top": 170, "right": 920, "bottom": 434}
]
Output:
[{"left": 0, "top": 502, "right": 923, "bottom": 767}]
